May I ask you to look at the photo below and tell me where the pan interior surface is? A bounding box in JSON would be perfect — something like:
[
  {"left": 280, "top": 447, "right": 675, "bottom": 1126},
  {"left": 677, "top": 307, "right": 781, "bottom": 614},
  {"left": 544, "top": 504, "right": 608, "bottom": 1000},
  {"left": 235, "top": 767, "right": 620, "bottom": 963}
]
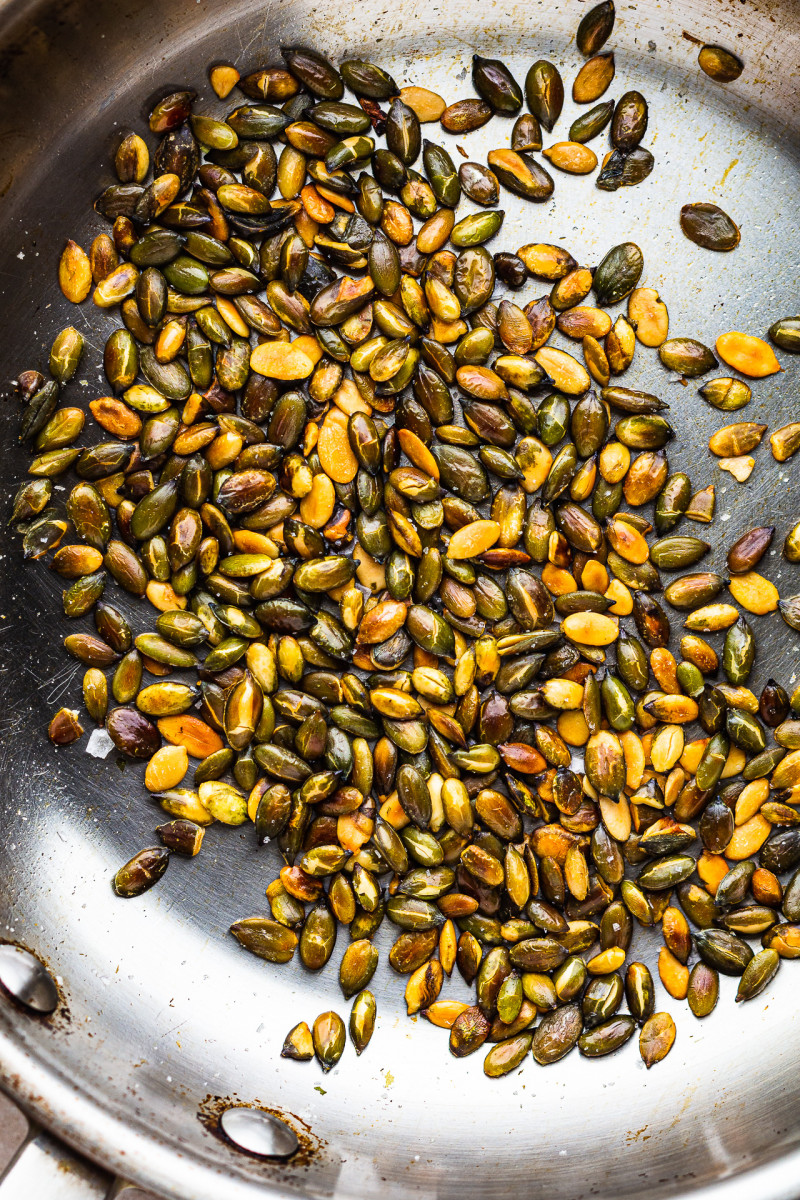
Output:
[{"left": 0, "top": 1, "right": 799, "bottom": 1198}]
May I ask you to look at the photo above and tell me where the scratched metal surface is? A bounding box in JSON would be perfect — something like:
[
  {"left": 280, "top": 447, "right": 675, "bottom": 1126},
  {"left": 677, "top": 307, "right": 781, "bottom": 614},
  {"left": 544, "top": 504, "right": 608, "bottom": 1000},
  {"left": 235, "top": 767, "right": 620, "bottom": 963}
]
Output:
[{"left": 0, "top": 0, "right": 799, "bottom": 1198}]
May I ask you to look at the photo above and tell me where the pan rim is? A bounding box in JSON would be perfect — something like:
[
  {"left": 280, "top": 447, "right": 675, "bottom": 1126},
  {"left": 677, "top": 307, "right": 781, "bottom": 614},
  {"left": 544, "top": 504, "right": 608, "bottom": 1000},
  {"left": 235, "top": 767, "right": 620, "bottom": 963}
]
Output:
[{"left": 2, "top": 1020, "right": 800, "bottom": 1200}]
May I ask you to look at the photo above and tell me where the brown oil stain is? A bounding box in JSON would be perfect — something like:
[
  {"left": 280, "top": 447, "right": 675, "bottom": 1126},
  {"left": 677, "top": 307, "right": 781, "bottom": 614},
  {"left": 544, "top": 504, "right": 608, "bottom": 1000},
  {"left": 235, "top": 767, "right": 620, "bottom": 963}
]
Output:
[
  {"left": 626, "top": 1124, "right": 651, "bottom": 1144},
  {"left": 720, "top": 158, "right": 740, "bottom": 185},
  {"left": 197, "top": 1093, "right": 323, "bottom": 1169}
]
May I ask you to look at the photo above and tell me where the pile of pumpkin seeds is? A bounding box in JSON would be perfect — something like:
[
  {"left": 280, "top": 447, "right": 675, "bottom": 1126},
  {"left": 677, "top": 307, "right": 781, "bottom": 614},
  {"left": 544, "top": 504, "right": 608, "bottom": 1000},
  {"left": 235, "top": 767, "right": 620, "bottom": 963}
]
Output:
[{"left": 11, "top": 0, "right": 800, "bottom": 1078}]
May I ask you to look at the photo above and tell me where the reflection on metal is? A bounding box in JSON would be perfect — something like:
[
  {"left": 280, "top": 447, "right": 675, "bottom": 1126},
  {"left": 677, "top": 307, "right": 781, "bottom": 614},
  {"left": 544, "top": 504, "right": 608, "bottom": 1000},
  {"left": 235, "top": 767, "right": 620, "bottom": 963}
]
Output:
[
  {"left": 0, "top": 947, "right": 58, "bottom": 1016},
  {"left": 0, "top": 1130, "right": 111, "bottom": 1199},
  {"left": 219, "top": 1108, "right": 299, "bottom": 1160}
]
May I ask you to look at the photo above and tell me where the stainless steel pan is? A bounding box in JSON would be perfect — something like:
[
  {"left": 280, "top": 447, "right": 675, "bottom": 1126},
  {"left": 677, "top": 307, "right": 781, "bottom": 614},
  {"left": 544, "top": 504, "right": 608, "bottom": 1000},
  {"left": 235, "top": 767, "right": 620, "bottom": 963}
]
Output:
[{"left": 1, "top": 1, "right": 799, "bottom": 1197}]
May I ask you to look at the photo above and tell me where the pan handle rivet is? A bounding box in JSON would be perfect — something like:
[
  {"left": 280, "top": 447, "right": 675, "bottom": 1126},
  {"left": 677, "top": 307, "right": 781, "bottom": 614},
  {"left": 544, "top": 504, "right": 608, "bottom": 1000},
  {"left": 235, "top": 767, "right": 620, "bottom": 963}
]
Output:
[
  {"left": 219, "top": 1106, "right": 299, "bottom": 1160},
  {"left": 0, "top": 945, "right": 59, "bottom": 1015}
]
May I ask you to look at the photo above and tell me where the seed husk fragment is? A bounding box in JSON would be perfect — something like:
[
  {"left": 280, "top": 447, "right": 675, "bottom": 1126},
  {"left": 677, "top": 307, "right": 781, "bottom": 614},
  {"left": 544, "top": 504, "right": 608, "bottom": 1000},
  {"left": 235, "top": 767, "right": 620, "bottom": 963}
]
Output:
[
  {"left": 282, "top": 1021, "right": 314, "bottom": 1061},
  {"left": 596, "top": 147, "right": 654, "bottom": 191},
  {"left": 48, "top": 707, "right": 84, "bottom": 745}
]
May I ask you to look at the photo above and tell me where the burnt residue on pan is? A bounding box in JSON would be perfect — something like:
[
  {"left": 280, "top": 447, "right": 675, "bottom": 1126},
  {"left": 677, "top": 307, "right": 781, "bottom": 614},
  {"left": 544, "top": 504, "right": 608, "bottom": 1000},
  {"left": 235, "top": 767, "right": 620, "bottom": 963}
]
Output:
[{"left": 197, "top": 1093, "right": 324, "bottom": 1169}]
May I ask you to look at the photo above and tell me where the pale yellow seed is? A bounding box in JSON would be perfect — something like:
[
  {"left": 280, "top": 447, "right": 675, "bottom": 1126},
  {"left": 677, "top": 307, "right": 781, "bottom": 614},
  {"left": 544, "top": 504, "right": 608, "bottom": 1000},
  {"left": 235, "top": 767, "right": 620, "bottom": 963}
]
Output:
[
  {"left": 332, "top": 377, "right": 370, "bottom": 415},
  {"left": 447, "top": 519, "right": 501, "bottom": 560},
  {"left": 542, "top": 141, "right": 598, "bottom": 174},
  {"left": 299, "top": 473, "right": 336, "bottom": 529},
  {"left": 557, "top": 709, "right": 590, "bottom": 747},
  {"left": 541, "top": 678, "right": 584, "bottom": 709},
  {"left": 684, "top": 603, "right": 740, "bottom": 631},
  {"left": 380, "top": 793, "right": 409, "bottom": 829},
  {"left": 771, "top": 422, "right": 800, "bottom": 463},
  {"left": 721, "top": 746, "right": 746, "bottom": 779},
  {"left": 58, "top": 239, "right": 92, "bottom": 303},
  {"left": 541, "top": 563, "right": 577, "bottom": 595},
  {"left": 598, "top": 440, "right": 631, "bottom": 483},
  {"left": 606, "top": 516, "right": 649, "bottom": 564},
  {"left": 658, "top": 946, "right": 689, "bottom": 1000},
  {"left": 145, "top": 581, "right": 187, "bottom": 612},
  {"left": 93, "top": 262, "right": 139, "bottom": 308},
  {"left": 604, "top": 579, "right": 633, "bottom": 616},
  {"left": 250, "top": 340, "right": 314, "bottom": 380},
  {"left": 317, "top": 407, "right": 358, "bottom": 483},
  {"left": 727, "top": 571, "right": 779, "bottom": 615},
  {"left": 352, "top": 544, "right": 386, "bottom": 592},
  {"left": 735, "top": 778, "right": 769, "bottom": 826},
  {"left": 627, "top": 287, "right": 669, "bottom": 347},
  {"left": 725, "top": 814, "right": 771, "bottom": 859},
  {"left": 647, "top": 694, "right": 699, "bottom": 723},
  {"left": 422, "top": 1000, "right": 469, "bottom": 1028},
  {"left": 599, "top": 794, "right": 632, "bottom": 841},
  {"left": 718, "top": 455, "right": 755, "bottom": 482},
  {"left": 397, "top": 428, "right": 440, "bottom": 480},
  {"left": 561, "top": 611, "right": 619, "bottom": 646},
  {"left": 215, "top": 295, "right": 250, "bottom": 338},
  {"left": 564, "top": 845, "right": 589, "bottom": 900},
  {"left": 773, "top": 751, "right": 800, "bottom": 791},
  {"left": 429, "top": 773, "right": 445, "bottom": 832},
  {"left": 145, "top": 744, "right": 189, "bottom": 792},
  {"left": 620, "top": 730, "right": 645, "bottom": 790},
  {"left": 209, "top": 63, "right": 240, "bottom": 98},
  {"left": 534, "top": 346, "right": 591, "bottom": 395},
  {"left": 650, "top": 724, "right": 684, "bottom": 773},
  {"left": 400, "top": 85, "right": 447, "bottom": 122},
  {"left": 516, "top": 436, "right": 553, "bottom": 494},
  {"left": 453, "top": 647, "right": 476, "bottom": 696},
  {"left": 716, "top": 331, "right": 781, "bottom": 378},
  {"left": 587, "top": 947, "right": 625, "bottom": 975},
  {"left": 697, "top": 853, "right": 728, "bottom": 894}
]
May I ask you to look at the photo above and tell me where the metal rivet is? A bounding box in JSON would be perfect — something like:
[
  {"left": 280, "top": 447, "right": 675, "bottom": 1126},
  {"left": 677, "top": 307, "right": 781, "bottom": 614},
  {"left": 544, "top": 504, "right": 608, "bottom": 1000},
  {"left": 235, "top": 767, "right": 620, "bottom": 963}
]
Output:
[
  {"left": 0, "top": 945, "right": 59, "bottom": 1015},
  {"left": 219, "top": 1107, "right": 299, "bottom": 1160}
]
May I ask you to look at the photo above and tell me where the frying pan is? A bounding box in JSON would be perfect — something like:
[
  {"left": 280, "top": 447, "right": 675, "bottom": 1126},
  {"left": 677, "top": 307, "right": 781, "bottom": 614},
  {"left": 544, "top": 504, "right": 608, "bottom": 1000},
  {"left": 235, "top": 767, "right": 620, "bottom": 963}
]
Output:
[{"left": 0, "top": 0, "right": 799, "bottom": 1197}]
